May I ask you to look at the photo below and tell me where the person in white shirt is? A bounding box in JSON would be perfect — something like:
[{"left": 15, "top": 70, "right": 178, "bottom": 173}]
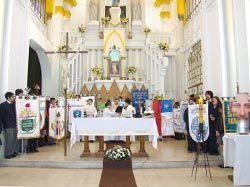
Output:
[
  {"left": 122, "top": 98, "right": 135, "bottom": 118},
  {"left": 85, "top": 98, "right": 97, "bottom": 141},
  {"left": 103, "top": 102, "right": 116, "bottom": 117},
  {"left": 86, "top": 99, "right": 97, "bottom": 117}
]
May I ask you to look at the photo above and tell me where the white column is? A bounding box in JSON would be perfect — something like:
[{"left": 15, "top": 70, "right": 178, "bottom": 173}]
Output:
[
  {"left": 87, "top": 49, "right": 91, "bottom": 80},
  {"left": 135, "top": 49, "right": 139, "bottom": 81},
  {"left": 232, "top": 0, "right": 250, "bottom": 93}
]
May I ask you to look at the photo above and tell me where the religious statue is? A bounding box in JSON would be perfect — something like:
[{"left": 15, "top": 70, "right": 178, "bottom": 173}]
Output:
[
  {"left": 132, "top": 0, "right": 141, "bottom": 21},
  {"left": 89, "top": 0, "right": 98, "bottom": 21},
  {"left": 112, "top": 0, "right": 120, "bottom": 7}
]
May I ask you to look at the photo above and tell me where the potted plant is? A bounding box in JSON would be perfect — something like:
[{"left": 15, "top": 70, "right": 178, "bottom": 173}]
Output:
[
  {"left": 104, "top": 145, "right": 132, "bottom": 169},
  {"left": 90, "top": 66, "right": 103, "bottom": 80},
  {"left": 101, "top": 17, "right": 111, "bottom": 26},
  {"left": 144, "top": 26, "right": 151, "bottom": 38},
  {"left": 78, "top": 24, "right": 86, "bottom": 37},
  {"left": 126, "top": 66, "right": 137, "bottom": 80},
  {"left": 121, "top": 18, "right": 129, "bottom": 27},
  {"left": 158, "top": 42, "right": 169, "bottom": 55}
]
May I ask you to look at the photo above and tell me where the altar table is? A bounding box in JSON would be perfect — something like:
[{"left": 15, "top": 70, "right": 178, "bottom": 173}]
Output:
[
  {"left": 70, "top": 118, "right": 159, "bottom": 157},
  {"left": 223, "top": 133, "right": 250, "bottom": 186}
]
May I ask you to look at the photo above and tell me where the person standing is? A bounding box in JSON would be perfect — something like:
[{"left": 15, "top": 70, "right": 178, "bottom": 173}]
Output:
[
  {"left": 121, "top": 98, "right": 135, "bottom": 118},
  {"left": 85, "top": 99, "right": 97, "bottom": 142},
  {"left": 208, "top": 96, "right": 222, "bottom": 155},
  {"left": 0, "top": 92, "right": 17, "bottom": 159}
]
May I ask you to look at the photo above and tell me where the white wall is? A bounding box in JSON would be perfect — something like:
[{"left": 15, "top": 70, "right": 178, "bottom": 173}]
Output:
[
  {"left": 69, "top": 0, "right": 87, "bottom": 31},
  {"left": 245, "top": 0, "right": 250, "bottom": 90},
  {"left": 0, "top": 0, "right": 5, "bottom": 75}
]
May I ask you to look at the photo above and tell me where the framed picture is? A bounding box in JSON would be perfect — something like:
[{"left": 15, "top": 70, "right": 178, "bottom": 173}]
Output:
[{"left": 108, "top": 61, "right": 121, "bottom": 77}]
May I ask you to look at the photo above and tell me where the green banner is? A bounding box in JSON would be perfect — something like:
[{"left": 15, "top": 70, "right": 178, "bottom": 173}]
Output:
[
  {"left": 21, "top": 118, "right": 35, "bottom": 132},
  {"left": 223, "top": 100, "right": 237, "bottom": 133}
]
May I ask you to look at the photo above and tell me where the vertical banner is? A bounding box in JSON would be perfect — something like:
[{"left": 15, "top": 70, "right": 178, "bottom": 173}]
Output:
[
  {"left": 161, "top": 100, "right": 174, "bottom": 136},
  {"left": 188, "top": 104, "right": 209, "bottom": 142},
  {"left": 173, "top": 108, "right": 185, "bottom": 133},
  {"left": 16, "top": 98, "right": 41, "bottom": 139},
  {"left": 68, "top": 99, "right": 85, "bottom": 132},
  {"left": 49, "top": 107, "right": 65, "bottom": 140},
  {"left": 39, "top": 97, "right": 46, "bottom": 130},
  {"left": 152, "top": 100, "right": 162, "bottom": 136},
  {"left": 132, "top": 89, "right": 148, "bottom": 116},
  {"left": 222, "top": 100, "right": 237, "bottom": 133}
]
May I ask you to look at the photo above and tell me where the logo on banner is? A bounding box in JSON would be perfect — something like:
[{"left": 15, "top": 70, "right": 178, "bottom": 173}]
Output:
[
  {"left": 190, "top": 117, "right": 209, "bottom": 141},
  {"left": 73, "top": 109, "right": 81, "bottom": 118},
  {"left": 161, "top": 100, "right": 173, "bottom": 113},
  {"left": 20, "top": 117, "right": 36, "bottom": 134}
]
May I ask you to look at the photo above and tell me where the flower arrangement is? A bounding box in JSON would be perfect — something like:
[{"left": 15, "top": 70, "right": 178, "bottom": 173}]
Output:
[
  {"left": 78, "top": 24, "right": 86, "bottom": 34},
  {"left": 126, "top": 66, "right": 137, "bottom": 74},
  {"left": 158, "top": 43, "right": 169, "bottom": 54},
  {"left": 101, "top": 17, "right": 111, "bottom": 25},
  {"left": 106, "top": 145, "right": 131, "bottom": 160},
  {"left": 144, "top": 26, "right": 151, "bottom": 37},
  {"left": 90, "top": 66, "right": 103, "bottom": 76},
  {"left": 58, "top": 44, "right": 66, "bottom": 52},
  {"left": 121, "top": 18, "right": 129, "bottom": 26}
]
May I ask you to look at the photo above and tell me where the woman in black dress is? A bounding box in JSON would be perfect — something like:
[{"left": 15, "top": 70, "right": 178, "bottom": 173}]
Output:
[{"left": 208, "top": 96, "right": 222, "bottom": 155}]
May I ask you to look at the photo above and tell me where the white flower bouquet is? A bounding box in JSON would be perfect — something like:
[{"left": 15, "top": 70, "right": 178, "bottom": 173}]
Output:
[
  {"left": 78, "top": 24, "right": 86, "bottom": 33},
  {"left": 121, "top": 18, "right": 129, "bottom": 26},
  {"left": 106, "top": 145, "right": 131, "bottom": 160}
]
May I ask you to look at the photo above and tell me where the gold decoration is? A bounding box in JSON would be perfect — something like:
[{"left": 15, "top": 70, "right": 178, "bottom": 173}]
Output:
[
  {"left": 144, "top": 27, "right": 151, "bottom": 38},
  {"left": 90, "top": 84, "right": 99, "bottom": 96},
  {"left": 99, "top": 85, "right": 108, "bottom": 101},
  {"left": 78, "top": 24, "right": 86, "bottom": 34},
  {"left": 101, "top": 17, "right": 111, "bottom": 25},
  {"left": 158, "top": 42, "right": 169, "bottom": 55},
  {"left": 120, "top": 18, "right": 129, "bottom": 27},
  {"left": 120, "top": 85, "right": 131, "bottom": 99},
  {"left": 108, "top": 81, "right": 120, "bottom": 100},
  {"left": 80, "top": 84, "right": 89, "bottom": 96}
]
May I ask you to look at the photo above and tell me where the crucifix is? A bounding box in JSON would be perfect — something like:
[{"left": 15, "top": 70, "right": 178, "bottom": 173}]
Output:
[{"left": 46, "top": 32, "right": 88, "bottom": 156}]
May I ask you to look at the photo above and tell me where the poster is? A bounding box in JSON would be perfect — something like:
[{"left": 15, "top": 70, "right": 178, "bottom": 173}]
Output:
[
  {"left": 173, "top": 108, "right": 185, "bottom": 133},
  {"left": 223, "top": 100, "right": 237, "bottom": 133},
  {"left": 16, "top": 98, "right": 40, "bottom": 139},
  {"left": 188, "top": 104, "right": 209, "bottom": 142},
  {"left": 132, "top": 90, "right": 148, "bottom": 116},
  {"left": 49, "top": 107, "right": 65, "bottom": 140},
  {"left": 68, "top": 99, "right": 85, "bottom": 124},
  {"left": 39, "top": 97, "right": 46, "bottom": 130}
]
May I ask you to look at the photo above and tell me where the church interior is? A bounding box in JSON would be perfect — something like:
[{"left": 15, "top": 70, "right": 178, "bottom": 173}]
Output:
[{"left": 0, "top": 0, "right": 250, "bottom": 186}]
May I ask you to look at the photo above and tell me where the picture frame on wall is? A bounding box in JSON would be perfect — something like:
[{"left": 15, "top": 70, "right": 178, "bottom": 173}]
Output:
[{"left": 108, "top": 61, "right": 121, "bottom": 78}]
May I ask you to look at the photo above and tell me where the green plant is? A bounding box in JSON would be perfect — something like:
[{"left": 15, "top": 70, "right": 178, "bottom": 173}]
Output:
[{"left": 101, "top": 17, "right": 111, "bottom": 25}]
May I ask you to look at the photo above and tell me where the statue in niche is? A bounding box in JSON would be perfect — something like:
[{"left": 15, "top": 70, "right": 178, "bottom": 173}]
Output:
[
  {"left": 112, "top": 0, "right": 120, "bottom": 7},
  {"left": 132, "top": 0, "right": 141, "bottom": 21},
  {"left": 89, "top": 0, "right": 98, "bottom": 21}
]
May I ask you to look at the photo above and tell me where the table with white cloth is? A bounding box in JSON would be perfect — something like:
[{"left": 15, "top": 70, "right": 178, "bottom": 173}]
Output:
[
  {"left": 70, "top": 118, "right": 159, "bottom": 157},
  {"left": 223, "top": 133, "right": 250, "bottom": 186}
]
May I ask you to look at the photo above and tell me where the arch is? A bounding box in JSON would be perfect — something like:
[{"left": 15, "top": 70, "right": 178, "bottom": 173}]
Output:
[{"left": 104, "top": 30, "right": 125, "bottom": 54}]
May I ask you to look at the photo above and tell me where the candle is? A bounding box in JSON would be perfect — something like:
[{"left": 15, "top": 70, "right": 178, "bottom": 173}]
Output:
[{"left": 198, "top": 97, "right": 203, "bottom": 124}]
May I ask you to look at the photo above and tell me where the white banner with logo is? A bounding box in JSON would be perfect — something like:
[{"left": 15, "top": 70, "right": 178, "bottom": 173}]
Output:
[
  {"left": 49, "top": 107, "right": 65, "bottom": 140},
  {"left": 180, "top": 101, "right": 188, "bottom": 132},
  {"left": 188, "top": 104, "right": 209, "bottom": 142},
  {"left": 16, "top": 98, "right": 40, "bottom": 139}
]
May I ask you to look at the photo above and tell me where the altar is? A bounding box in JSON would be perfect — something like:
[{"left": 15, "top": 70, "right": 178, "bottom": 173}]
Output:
[{"left": 70, "top": 118, "right": 159, "bottom": 157}]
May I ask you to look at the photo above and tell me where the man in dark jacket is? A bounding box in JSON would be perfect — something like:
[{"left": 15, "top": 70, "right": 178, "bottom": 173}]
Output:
[{"left": 0, "top": 92, "right": 17, "bottom": 159}]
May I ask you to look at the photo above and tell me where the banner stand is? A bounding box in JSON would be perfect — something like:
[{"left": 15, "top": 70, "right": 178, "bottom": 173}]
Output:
[{"left": 191, "top": 123, "right": 212, "bottom": 181}]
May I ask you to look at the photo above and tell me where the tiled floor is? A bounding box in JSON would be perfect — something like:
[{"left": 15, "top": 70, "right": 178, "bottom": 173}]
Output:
[
  {"left": 0, "top": 167, "right": 233, "bottom": 187},
  {"left": 9, "top": 139, "right": 221, "bottom": 162}
]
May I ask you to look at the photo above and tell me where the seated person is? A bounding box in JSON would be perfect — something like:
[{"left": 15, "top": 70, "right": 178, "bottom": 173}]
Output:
[
  {"left": 103, "top": 102, "right": 116, "bottom": 117},
  {"left": 122, "top": 98, "right": 135, "bottom": 118}
]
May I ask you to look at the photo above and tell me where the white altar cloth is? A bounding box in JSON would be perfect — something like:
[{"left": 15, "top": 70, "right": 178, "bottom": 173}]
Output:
[
  {"left": 223, "top": 133, "right": 250, "bottom": 186},
  {"left": 70, "top": 118, "right": 159, "bottom": 149}
]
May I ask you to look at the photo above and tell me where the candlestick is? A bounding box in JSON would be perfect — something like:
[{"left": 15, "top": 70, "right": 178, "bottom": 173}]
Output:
[{"left": 198, "top": 97, "right": 203, "bottom": 124}]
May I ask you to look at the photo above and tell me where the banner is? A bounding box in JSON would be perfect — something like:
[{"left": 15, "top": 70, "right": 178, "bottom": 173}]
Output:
[
  {"left": 180, "top": 101, "right": 188, "bottom": 132},
  {"left": 161, "top": 112, "right": 175, "bottom": 136},
  {"left": 39, "top": 97, "right": 46, "bottom": 130},
  {"left": 188, "top": 104, "right": 209, "bottom": 142},
  {"left": 49, "top": 107, "right": 65, "bottom": 140},
  {"left": 223, "top": 100, "right": 237, "bottom": 133},
  {"left": 16, "top": 98, "right": 40, "bottom": 139},
  {"left": 173, "top": 108, "right": 185, "bottom": 133},
  {"left": 132, "top": 90, "right": 148, "bottom": 116},
  {"left": 68, "top": 99, "right": 85, "bottom": 124},
  {"left": 161, "top": 100, "right": 173, "bottom": 113}
]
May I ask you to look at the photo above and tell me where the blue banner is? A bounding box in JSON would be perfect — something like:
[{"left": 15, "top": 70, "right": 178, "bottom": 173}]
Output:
[
  {"left": 132, "top": 90, "right": 148, "bottom": 117},
  {"left": 161, "top": 100, "right": 173, "bottom": 113},
  {"left": 223, "top": 100, "right": 237, "bottom": 133}
]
